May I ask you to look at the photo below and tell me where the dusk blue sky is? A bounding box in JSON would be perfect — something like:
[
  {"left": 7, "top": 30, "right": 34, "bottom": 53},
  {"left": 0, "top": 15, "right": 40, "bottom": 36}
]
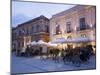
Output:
[{"left": 12, "top": 1, "right": 75, "bottom": 27}]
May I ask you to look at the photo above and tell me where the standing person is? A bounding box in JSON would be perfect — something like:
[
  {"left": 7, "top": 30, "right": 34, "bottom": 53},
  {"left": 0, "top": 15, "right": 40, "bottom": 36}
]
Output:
[
  {"left": 26, "top": 45, "right": 30, "bottom": 57},
  {"left": 61, "top": 48, "right": 64, "bottom": 58},
  {"left": 28, "top": 45, "right": 32, "bottom": 56},
  {"left": 29, "top": 46, "right": 33, "bottom": 56},
  {"left": 39, "top": 46, "right": 43, "bottom": 59},
  {"left": 80, "top": 46, "right": 88, "bottom": 62},
  {"left": 54, "top": 48, "right": 60, "bottom": 62},
  {"left": 46, "top": 47, "right": 49, "bottom": 59},
  {"left": 86, "top": 45, "right": 94, "bottom": 56}
]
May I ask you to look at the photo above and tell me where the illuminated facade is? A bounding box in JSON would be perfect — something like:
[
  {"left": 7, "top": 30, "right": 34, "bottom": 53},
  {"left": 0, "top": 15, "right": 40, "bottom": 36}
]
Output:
[
  {"left": 12, "top": 15, "right": 50, "bottom": 50},
  {"left": 50, "top": 5, "right": 96, "bottom": 48}
]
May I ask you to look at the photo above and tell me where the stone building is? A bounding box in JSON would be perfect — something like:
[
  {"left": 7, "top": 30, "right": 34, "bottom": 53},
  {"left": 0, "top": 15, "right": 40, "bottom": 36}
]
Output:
[
  {"left": 12, "top": 15, "right": 50, "bottom": 51},
  {"left": 50, "top": 5, "right": 96, "bottom": 49}
]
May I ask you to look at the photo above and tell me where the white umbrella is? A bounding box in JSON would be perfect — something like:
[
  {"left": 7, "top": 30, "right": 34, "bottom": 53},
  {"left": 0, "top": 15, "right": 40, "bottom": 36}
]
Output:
[
  {"left": 26, "top": 42, "right": 31, "bottom": 45},
  {"left": 48, "top": 42, "right": 57, "bottom": 47},
  {"left": 37, "top": 40, "right": 48, "bottom": 45},
  {"left": 50, "top": 44, "right": 57, "bottom": 47},
  {"left": 31, "top": 41, "right": 37, "bottom": 45}
]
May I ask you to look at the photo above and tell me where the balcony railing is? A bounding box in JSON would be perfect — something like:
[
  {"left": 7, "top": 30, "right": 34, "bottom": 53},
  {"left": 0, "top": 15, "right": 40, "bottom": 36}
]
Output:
[
  {"left": 67, "top": 29, "right": 73, "bottom": 33},
  {"left": 77, "top": 25, "right": 92, "bottom": 31}
]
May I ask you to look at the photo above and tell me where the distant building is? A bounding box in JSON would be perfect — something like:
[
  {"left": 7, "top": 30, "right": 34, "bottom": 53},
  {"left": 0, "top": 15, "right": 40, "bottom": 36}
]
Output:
[
  {"left": 50, "top": 5, "right": 96, "bottom": 49},
  {"left": 12, "top": 15, "right": 50, "bottom": 51}
]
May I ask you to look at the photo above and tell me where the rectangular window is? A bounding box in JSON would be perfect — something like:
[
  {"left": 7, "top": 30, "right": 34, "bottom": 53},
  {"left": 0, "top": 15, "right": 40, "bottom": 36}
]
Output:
[
  {"left": 56, "top": 25, "right": 61, "bottom": 34},
  {"left": 36, "top": 25, "right": 39, "bottom": 32},
  {"left": 79, "top": 17, "right": 86, "bottom": 30},
  {"left": 24, "top": 28, "right": 26, "bottom": 35},
  {"left": 34, "top": 25, "right": 37, "bottom": 32},
  {"left": 66, "top": 22, "right": 71, "bottom": 33},
  {"left": 29, "top": 28, "right": 31, "bottom": 35},
  {"left": 32, "top": 25, "right": 36, "bottom": 33},
  {"left": 26, "top": 28, "right": 29, "bottom": 35},
  {"left": 21, "top": 28, "right": 25, "bottom": 35},
  {"left": 45, "top": 25, "right": 49, "bottom": 33},
  {"left": 19, "top": 30, "right": 21, "bottom": 36}
]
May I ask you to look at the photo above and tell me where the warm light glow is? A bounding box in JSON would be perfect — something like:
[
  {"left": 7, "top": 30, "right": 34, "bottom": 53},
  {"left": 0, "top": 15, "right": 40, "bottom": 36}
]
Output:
[
  {"left": 90, "top": 24, "right": 93, "bottom": 28},
  {"left": 73, "top": 45, "right": 76, "bottom": 48},
  {"left": 74, "top": 26, "right": 76, "bottom": 31},
  {"left": 56, "top": 25, "right": 58, "bottom": 27},
  {"left": 58, "top": 31, "right": 61, "bottom": 34}
]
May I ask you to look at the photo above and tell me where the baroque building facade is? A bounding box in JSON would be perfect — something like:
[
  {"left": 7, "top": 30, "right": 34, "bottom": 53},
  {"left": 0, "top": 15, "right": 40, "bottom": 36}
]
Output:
[
  {"left": 50, "top": 5, "right": 96, "bottom": 49},
  {"left": 12, "top": 15, "right": 50, "bottom": 51}
]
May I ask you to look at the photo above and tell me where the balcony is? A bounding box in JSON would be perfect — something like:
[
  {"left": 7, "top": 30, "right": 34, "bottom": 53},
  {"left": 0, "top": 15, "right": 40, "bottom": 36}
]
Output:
[
  {"left": 67, "top": 29, "right": 73, "bottom": 33},
  {"left": 77, "top": 25, "right": 92, "bottom": 31},
  {"left": 67, "top": 31, "right": 71, "bottom": 33},
  {"left": 52, "top": 31, "right": 62, "bottom": 35}
]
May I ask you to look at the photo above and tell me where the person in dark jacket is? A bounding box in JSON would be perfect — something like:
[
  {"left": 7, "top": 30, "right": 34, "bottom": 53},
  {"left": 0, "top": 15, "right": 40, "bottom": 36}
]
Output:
[{"left": 25, "top": 45, "right": 30, "bottom": 57}]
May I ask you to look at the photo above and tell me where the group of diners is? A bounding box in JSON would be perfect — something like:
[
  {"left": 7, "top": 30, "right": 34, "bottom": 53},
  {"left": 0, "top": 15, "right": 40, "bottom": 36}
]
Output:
[{"left": 12, "top": 44, "right": 95, "bottom": 67}]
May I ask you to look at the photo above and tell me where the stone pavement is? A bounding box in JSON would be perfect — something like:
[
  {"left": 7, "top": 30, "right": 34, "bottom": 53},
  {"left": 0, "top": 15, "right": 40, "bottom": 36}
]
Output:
[{"left": 11, "top": 52, "right": 96, "bottom": 74}]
